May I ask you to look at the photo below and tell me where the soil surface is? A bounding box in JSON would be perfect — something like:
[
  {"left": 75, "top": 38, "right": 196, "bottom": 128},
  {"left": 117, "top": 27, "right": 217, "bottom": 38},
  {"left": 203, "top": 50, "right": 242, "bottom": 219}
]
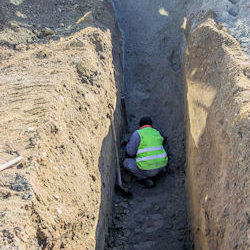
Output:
[
  {"left": 184, "top": 6, "right": 249, "bottom": 249},
  {"left": 0, "top": 0, "right": 122, "bottom": 249},
  {"left": 106, "top": 170, "right": 190, "bottom": 250},
  {"left": 106, "top": 0, "right": 190, "bottom": 249}
]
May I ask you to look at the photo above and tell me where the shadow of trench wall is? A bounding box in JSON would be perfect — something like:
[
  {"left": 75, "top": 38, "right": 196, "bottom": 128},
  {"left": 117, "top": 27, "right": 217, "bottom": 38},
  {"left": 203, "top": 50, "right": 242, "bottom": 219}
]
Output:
[
  {"left": 95, "top": 70, "right": 123, "bottom": 250},
  {"left": 95, "top": 2, "right": 124, "bottom": 248},
  {"left": 184, "top": 13, "right": 249, "bottom": 250}
]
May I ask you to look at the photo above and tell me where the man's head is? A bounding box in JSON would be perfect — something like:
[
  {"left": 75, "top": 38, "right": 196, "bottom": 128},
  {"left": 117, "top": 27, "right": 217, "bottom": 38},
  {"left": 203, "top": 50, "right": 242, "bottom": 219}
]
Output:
[{"left": 139, "top": 116, "right": 153, "bottom": 127}]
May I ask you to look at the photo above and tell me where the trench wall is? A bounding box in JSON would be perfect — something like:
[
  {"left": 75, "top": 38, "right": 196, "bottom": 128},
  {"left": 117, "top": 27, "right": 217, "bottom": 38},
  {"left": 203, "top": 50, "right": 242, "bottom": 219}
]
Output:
[
  {"left": 184, "top": 5, "right": 249, "bottom": 250},
  {"left": 0, "top": 0, "right": 123, "bottom": 249}
]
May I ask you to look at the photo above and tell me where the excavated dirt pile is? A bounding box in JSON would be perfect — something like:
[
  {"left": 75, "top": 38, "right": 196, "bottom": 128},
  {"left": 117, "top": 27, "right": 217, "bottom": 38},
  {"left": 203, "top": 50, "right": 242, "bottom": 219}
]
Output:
[
  {"left": 0, "top": 0, "right": 122, "bottom": 249},
  {"left": 184, "top": 1, "right": 249, "bottom": 249}
]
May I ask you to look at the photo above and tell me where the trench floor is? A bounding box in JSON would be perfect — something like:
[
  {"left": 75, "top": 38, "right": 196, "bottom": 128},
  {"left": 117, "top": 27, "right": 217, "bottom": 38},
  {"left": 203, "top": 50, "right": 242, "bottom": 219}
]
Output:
[
  {"left": 106, "top": 0, "right": 190, "bottom": 249},
  {"left": 106, "top": 169, "right": 190, "bottom": 250}
]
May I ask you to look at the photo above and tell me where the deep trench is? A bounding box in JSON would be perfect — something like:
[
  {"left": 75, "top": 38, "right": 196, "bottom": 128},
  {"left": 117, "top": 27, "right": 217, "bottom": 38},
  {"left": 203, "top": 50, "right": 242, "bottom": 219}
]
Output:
[{"left": 106, "top": 0, "right": 190, "bottom": 249}]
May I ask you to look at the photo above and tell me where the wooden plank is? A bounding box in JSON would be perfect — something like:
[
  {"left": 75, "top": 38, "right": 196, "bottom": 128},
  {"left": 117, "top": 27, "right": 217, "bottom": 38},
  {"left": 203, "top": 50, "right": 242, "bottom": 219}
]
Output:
[{"left": 0, "top": 156, "right": 24, "bottom": 172}]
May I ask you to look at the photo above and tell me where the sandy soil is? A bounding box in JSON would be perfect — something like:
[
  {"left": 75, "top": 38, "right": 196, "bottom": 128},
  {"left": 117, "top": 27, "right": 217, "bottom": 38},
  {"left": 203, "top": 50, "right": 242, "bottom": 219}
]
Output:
[
  {"left": 184, "top": 5, "right": 250, "bottom": 250},
  {"left": 187, "top": 0, "right": 249, "bottom": 55},
  {"left": 0, "top": 0, "right": 122, "bottom": 249}
]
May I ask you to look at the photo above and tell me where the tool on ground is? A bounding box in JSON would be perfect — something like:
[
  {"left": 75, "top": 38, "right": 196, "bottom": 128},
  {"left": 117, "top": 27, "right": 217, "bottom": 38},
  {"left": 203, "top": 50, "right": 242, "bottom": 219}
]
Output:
[
  {"left": 111, "top": 119, "right": 132, "bottom": 197},
  {"left": 121, "top": 96, "right": 129, "bottom": 134},
  {"left": 0, "top": 156, "right": 24, "bottom": 172}
]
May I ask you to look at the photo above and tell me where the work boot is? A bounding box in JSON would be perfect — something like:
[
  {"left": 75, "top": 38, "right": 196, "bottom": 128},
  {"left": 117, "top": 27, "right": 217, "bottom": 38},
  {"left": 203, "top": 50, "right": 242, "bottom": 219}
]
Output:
[{"left": 139, "top": 178, "right": 154, "bottom": 188}]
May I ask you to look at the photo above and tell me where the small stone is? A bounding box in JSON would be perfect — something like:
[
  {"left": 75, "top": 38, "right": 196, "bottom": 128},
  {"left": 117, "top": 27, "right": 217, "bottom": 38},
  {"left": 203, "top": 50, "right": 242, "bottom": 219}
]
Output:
[
  {"left": 44, "top": 27, "right": 54, "bottom": 36},
  {"left": 10, "top": 0, "right": 24, "bottom": 5},
  {"left": 90, "top": 175, "right": 96, "bottom": 182},
  {"left": 59, "top": 23, "right": 65, "bottom": 27},
  {"left": 10, "top": 175, "right": 30, "bottom": 192},
  {"left": 243, "top": 68, "right": 250, "bottom": 78},
  {"left": 22, "top": 194, "right": 31, "bottom": 200},
  {"left": 9, "top": 22, "right": 20, "bottom": 32},
  {"left": 205, "top": 194, "right": 209, "bottom": 202},
  {"left": 16, "top": 44, "right": 26, "bottom": 51},
  {"left": 33, "top": 29, "right": 42, "bottom": 37},
  {"left": 222, "top": 27, "right": 227, "bottom": 32},
  {"left": 16, "top": 10, "right": 27, "bottom": 18},
  {"left": 37, "top": 229, "right": 48, "bottom": 240},
  {"left": 69, "top": 39, "right": 84, "bottom": 48},
  {"left": 42, "top": 152, "right": 47, "bottom": 157},
  {"left": 50, "top": 70, "right": 59, "bottom": 74},
  {"left": 53, "top": 194, "right": 59, "bottom": 200},
  {"left": 36, "top": 50, "right": 51, "bottom": 59},
  {"left": 27, "top": 127, "right": 35, "bottom": 132},
  {"left": 28, "top": 44, "right": 36, "bottom": 49},
  {"left": 60, "top": 96, "right": 64, "bottom": 102},
  {"left": 0, "top": 210, "right": 7, "bottom": 219},
  {"left": 56, "top": 207, "right": 62, "bottom": 215}
]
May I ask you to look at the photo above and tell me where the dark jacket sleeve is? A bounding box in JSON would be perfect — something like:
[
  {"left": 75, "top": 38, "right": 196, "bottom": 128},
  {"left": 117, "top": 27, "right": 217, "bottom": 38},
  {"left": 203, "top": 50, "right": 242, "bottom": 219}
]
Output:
[{"left": 126, "top": 130, "right": 141, "bottom": 157}]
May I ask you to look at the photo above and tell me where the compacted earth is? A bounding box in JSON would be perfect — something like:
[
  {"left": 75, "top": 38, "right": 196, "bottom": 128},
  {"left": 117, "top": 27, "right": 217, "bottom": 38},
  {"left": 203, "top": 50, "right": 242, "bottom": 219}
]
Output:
[{"left": 106, "top": 169, "right": 190, "bottom": 250}]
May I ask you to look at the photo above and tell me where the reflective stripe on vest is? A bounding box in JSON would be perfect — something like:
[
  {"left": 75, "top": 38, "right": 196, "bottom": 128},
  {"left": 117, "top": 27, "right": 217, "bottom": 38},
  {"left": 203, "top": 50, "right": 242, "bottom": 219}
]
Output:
[
  {"left": 136, "top": 127, "right": 168, "bottom": 170},
  {"left": 137, "top": 146, "right": 165, "bottom": 154},
  {"left": 136, "top": 152, "right": 167, "bottom": 162}
]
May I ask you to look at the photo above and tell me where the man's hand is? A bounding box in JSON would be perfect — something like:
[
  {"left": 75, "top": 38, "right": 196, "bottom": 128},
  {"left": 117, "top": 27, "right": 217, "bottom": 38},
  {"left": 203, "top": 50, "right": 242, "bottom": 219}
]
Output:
[
  {"left": 163, "top": 136, "right": 167, "bottom": 146},
  {"left": 121, "top": 140, "right": 128, "bottom": 149}
]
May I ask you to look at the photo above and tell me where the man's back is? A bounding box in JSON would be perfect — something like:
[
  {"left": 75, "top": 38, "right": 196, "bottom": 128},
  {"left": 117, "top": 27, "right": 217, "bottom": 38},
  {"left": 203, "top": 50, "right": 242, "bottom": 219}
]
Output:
[{"left": 123, "top": 117, "right": 168, "bottom": 187}]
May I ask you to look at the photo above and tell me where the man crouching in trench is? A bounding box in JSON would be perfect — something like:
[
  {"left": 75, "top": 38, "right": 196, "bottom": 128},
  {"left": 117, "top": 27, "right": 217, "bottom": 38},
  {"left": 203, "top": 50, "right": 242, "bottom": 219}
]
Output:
[{"left": 123, "top": 117, "right": 168, "bottom": 188}]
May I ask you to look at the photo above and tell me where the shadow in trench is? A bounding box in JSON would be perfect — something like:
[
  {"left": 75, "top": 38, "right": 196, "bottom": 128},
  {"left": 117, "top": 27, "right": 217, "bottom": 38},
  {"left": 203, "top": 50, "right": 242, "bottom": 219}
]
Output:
[
  {"left": 95, "top": 2, "right": 124, "bottom": 247},
  {"left": 95, "top": 124, "right": 117, "bottom": 250}
]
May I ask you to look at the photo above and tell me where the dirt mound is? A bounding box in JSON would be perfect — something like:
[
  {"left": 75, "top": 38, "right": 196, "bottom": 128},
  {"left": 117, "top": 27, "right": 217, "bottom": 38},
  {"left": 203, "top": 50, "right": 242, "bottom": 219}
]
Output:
[
  {"left": 0, "top": 0, "right": 122, "bottom": 249},
  {"left": 184, "top": 9, "right": 249, "bottom": 250}
]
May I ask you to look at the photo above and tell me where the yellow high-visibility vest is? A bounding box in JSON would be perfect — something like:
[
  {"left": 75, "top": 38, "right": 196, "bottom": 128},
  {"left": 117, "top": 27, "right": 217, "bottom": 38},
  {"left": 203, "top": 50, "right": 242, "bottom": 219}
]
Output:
[{"left": 136, "top": 126, "right": 168, "bottom": 170}]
